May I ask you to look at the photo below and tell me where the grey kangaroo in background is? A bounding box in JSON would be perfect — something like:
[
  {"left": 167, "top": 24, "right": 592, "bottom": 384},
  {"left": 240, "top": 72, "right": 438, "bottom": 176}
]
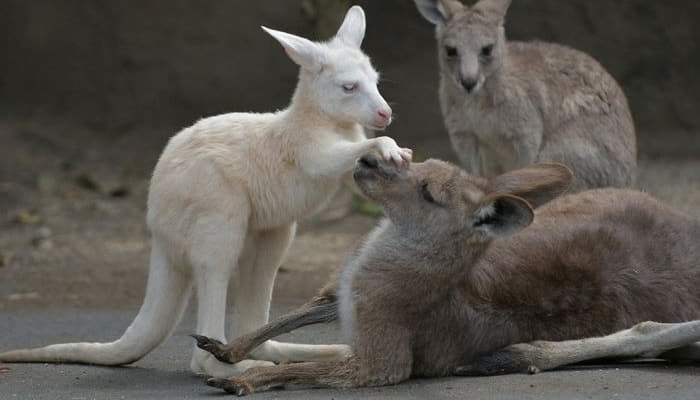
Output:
[
  {"left": 195, "top": 156, "right": 699, "bottom": 395},
  {"left": 415, "top": 0, "right": 637, "bottom": 191}
]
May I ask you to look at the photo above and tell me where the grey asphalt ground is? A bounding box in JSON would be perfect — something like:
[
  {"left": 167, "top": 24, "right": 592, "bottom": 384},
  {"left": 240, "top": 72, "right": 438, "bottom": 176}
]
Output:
[{"left": 2, "top": 307, "right": 699, "bottom": 400}]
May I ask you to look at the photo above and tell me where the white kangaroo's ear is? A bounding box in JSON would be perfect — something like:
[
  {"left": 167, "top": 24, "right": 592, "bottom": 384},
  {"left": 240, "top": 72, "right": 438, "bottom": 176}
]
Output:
[
  {"left": 472, "top": 194, "right": 533, "bottom": 237},
  {"left": 262, "top": 26, "right": 325, "bottom": 72},
  {"left": 415, "top": 0, "right": 463, "bottom": 25},
  {"left": 335, "top": 5, "right": 366, "bottom": 48}
]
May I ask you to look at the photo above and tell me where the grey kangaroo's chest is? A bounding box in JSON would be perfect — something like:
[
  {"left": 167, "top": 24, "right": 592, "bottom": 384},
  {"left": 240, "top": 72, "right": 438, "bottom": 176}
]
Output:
[
  {"left": 444, "top": 98, "right": 543, "bottom": 175},
  {"left": 408, "top": 296, "right": 478, "bottom": 377}
]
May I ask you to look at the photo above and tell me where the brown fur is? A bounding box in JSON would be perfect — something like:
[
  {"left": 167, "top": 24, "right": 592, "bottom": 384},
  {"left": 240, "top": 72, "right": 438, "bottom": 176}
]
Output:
[{"left": 201, "top": 157, "right": 699, "bottom": 395}]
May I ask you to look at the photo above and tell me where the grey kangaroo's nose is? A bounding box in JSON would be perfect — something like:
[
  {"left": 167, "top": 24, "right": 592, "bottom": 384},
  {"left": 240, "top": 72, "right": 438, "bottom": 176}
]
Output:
[
  {"left": 359, "top": 154, "right": 379, "bottom": 169},
  {"left": 461, "top": 78, "right": 477, "bottom": 93}
]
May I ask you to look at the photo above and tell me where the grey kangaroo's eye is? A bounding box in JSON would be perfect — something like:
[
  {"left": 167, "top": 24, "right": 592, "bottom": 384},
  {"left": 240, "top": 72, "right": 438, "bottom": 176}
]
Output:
[
  {"left": 420, "top": 182, "right": 436, "bottom": 204},
  {"left": 445, "top": 46, "right": 458, "bottom": 58},
  {"left": 342, "top": 83, "right": 358, "bottom": 93},
  {"left": 481, "top": 44, "right": 494, "bottom": 57}
]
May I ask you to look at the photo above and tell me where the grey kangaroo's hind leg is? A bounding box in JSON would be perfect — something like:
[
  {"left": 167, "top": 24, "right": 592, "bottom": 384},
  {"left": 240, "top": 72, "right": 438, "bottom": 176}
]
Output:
[
  {"left": 456, "top": 320, "right": 700, "bottom": 376},
  {"left": 193, "top": 290, "right": 339, "bottom": 365}
]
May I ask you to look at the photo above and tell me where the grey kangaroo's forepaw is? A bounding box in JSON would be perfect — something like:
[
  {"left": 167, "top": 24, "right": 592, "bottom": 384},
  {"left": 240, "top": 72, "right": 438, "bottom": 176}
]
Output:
[
  {"left": 190, "top": 334, "right": 235, "bottom": 364},
  {"left": 455, "top": 351, "right": 538, "bottom": 376},
  {"left": 207, "top": 377, "right": 252, "bottom": 396}
]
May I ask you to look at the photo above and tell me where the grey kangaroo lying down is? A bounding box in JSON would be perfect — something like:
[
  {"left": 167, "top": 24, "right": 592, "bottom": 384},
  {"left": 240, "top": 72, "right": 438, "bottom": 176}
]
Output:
[{"left": 195, "top": 156, "right": 700, "bottom": 395}]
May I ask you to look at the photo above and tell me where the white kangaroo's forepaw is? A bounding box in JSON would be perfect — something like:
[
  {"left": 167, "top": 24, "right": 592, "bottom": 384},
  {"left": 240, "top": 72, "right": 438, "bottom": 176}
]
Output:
[
  {"left": 400, "top": 147, "right": 413, "bottom": 163},
  {"left": 377, "top": 137, "right": 411, "bottom": 166}
]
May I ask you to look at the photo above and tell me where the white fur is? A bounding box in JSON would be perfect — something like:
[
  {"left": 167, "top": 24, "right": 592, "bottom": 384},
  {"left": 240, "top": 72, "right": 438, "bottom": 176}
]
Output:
[{"left": 0, "top": 5, "right": 410, "bottom": 378}]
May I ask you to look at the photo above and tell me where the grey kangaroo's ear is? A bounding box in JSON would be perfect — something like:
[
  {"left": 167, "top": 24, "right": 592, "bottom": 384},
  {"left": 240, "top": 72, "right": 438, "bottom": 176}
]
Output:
[
  {"left": 415, "top": 0, "right": 463, "bottom": 25},
  {"left": 486, "top": 163, "right": 573, "bottom": 209},
  {"left": 473, "top": 194, "right": 533, "bottom": 237},
  {"left": 472, "top": 0, "right": 512, "bottom": 24}
]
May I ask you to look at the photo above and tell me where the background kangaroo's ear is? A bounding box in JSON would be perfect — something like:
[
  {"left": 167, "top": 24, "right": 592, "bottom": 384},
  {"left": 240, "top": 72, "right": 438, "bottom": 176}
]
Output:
[
  {"left": 472, "top": 0, "right": 512, "bottom": 23},
  {"left": 415, "top": 0, "right": 463, "bottom": 25},
  {"left": 335, "top": 5, "right": 366, "bottom": 48},
  {"left": 473, "top": 194, "right": 533, "bottom": 237},
  {"left": 486, "top": 163, "right": 573, "bottom": 209},
  {"left": 262, "top": 26, "right": 325, "bottom": 72}
]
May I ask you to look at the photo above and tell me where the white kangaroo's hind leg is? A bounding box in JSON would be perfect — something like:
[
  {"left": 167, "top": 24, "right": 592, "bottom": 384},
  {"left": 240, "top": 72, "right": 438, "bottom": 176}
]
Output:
[
  {"left": 232, "top": 223, "right": 349, "bottom": 364},
  {"left": 187, "top": 208, "right": 273, "bottom": 378},
  {"left": 0, "top": 239, "right": 192, "bottom": 365},
  {"left": 229, "top": 224, "right": 296, "bottom": 346}
]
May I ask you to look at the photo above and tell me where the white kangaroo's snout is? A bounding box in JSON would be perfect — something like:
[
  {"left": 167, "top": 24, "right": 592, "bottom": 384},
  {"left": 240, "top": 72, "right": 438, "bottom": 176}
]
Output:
[
  {"left": 353, "top": 78, "right": 392, "bottom": 130},
  {"left": 372, "top": 105, "right": 393, "bottom": 129}
]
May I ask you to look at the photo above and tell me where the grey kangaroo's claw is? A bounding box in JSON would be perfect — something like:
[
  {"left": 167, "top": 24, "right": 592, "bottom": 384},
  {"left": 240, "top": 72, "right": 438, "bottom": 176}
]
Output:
[
  {"left": 206, "top": 377, "right": 251, "bottom": 396},
  {"left": 190, "top": 334, "right": 222, "bottom": 350},
  {"left": 190, "top": 334, "right": 236, "bottom": 364},
  {"left": 206, "top": 377, "right": 226, "bottom": 388}
]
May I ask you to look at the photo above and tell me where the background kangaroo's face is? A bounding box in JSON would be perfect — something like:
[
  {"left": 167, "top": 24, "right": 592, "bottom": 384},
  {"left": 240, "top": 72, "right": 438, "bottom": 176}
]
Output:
[
  {"left": 416, "top": 0, "right": 511, "bottom": 94},
  {"left": 264, "top": 6, "right": 392, "bottom": 130},
  {"left": 352, "top": 154, "right": 566, "bottom": 242}
]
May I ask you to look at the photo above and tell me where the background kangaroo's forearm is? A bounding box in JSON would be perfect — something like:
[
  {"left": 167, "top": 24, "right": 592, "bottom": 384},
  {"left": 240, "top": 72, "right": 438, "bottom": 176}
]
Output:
[{"left": 449, "top": 132, "right": 481, "bottom": 175}]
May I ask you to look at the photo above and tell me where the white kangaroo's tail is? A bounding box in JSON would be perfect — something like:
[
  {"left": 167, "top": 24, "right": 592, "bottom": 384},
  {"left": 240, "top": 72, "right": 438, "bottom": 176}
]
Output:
[{"left": 0, "top": 243, "right": 192, "bottom": 365}]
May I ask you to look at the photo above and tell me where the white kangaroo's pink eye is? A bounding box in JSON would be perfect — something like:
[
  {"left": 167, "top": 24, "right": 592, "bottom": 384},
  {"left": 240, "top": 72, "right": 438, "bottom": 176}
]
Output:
[{"left": 342, "top": 83, "right": 358, "bottom": 93}]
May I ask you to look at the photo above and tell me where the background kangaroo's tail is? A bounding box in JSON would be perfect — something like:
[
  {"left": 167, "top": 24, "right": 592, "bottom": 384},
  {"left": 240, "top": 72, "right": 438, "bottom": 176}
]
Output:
[{"left": 0, "top": 244, "right": 191, "bottom": 365}]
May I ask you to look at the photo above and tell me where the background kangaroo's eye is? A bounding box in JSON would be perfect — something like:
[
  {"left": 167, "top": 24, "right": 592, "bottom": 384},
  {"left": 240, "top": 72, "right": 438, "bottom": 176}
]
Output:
[
  {"left": 342, "top": 83, "right": 358, "bottom": 93},
  {"left": 445, "top": 46, "right": 458, "bottom": 58},
  {"left": 421, "top": 182, "right": 436, "bottom": 203},
  {"left": 481, "top": 44, "right": 494, "bottom": 57}
]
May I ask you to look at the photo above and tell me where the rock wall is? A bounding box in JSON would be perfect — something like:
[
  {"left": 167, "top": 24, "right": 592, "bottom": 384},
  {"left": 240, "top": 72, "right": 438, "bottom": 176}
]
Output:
[{"left": 1, "top": 0, "right": 698, "bottom": 157}]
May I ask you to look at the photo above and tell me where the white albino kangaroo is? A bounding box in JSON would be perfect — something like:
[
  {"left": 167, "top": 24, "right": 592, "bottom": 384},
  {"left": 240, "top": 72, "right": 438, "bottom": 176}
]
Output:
[
  {"left": 194, "top": 156, "right": 699, "bottom": 395},
  {"left": 415, "top": 0, "right": 637, "bottom": 191},
  {"left": 0, "top": 6, "right": 411, "bottom": 378}
]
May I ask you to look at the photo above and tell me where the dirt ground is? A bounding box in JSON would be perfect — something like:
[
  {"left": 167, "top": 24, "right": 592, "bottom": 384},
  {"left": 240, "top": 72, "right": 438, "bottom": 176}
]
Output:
[{"left": 1, "top": 118, "right": 699, "bottom": 313}]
